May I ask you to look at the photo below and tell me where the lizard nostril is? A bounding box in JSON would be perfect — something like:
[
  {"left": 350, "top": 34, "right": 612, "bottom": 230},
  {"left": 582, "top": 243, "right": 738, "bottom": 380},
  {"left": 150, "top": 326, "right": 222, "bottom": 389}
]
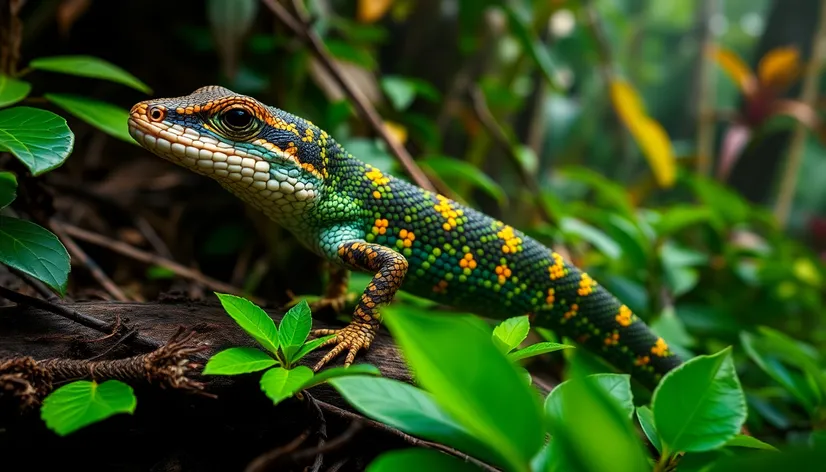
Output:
[{"left": 148, "top": 105, "right": 166, "bottom": 122}]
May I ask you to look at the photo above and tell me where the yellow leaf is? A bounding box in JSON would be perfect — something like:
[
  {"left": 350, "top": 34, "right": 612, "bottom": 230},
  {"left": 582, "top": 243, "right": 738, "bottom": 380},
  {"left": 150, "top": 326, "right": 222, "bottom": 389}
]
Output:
[
  {"left": 358, "top": 0, "right": 394, "bottom": 23},
  {"left": 710, "top": 46, "right": 756, "bottom": 95},
  {"left": 757, "top": 46, "right": 801, "bottom": 91},
  {"left": 609, "top": 80, "right": 676, "bottom": 188},
  {"left": 384, "top": 120, "right": 407, "bottom": 144}
]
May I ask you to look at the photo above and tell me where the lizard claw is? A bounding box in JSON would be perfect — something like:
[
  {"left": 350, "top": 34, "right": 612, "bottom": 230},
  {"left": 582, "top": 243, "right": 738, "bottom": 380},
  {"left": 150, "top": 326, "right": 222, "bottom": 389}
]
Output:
[{"left": 311, "top": 322, "right": 376, "bottom": 372}]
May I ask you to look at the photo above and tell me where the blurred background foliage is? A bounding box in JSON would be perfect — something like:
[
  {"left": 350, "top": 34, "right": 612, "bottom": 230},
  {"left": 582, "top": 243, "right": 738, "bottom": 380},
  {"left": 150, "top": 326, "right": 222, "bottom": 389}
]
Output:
[{"left": 6, "top": 0, "right": 826, "bottom": 448}]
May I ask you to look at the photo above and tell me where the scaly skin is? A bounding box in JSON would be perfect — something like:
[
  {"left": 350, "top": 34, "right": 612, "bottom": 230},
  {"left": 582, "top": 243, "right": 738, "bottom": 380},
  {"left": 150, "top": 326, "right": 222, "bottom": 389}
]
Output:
[{"left": 128, "top": 86, "right": 682, "bottom": 389}]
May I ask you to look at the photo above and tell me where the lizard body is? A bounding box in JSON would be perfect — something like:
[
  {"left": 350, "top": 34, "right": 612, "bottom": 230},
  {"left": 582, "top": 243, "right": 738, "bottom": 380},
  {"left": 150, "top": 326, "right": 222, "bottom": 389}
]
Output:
[{"left": 128, "top": 86, "right": 681, "bottom": 389}]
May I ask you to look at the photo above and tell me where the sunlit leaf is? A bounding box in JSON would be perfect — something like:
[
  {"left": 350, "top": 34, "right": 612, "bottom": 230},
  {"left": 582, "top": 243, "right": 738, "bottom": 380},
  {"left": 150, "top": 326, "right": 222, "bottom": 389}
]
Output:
[
  {"left": 609, "top": 80, "right": 675, "bottom": 188},
  {"left": 757, "top": 47, "right": 801, "bottom": 91},
  {"left": 214, "top": 293, "right": 279, "bottom": 355},
  {"left": 636, "top": 406, "right": 662, "bottom": 453},
  {"left": 725, "top": 434, "right": 778, "bottom": 452},
  {"left": 300, "top": 364, "right": 381, "bottom": 390},
  {"left": 366, "top": 448, "right": 482, "bottom": 472},
  {"left": 0, "top": 75, "right": 31, "bottom": 107},
  {"left": 202, "top": 347, "right": 276, "bottom": 375},
  {"left": 259, "top": 366, "right": 313, "bottom": 405},
  {"left": 291, "top": 334, "right": 336, "bottom": 362},
  {"left": 492, "top": 315, "right": 530, "bottom": 354},
  {"left": 507, "top": 342, "right": 573, "bottom": 362},
  {"left": 0, "top": 216, "right": 70, "bottom": 296},
  {"left": 278, "top": 299, "right": 312, "bottom": 363},
  {"left": 0, "top": 107, "right": 74, "bottom": 176},
  {"left": 41, "top": 380, "right": 136, "bottom": 436},
  {"left": 30, "top": 55, "right": 151, "bottom": 93},
  {"left": 45, "top": 94, "right": 133, "bottom": 143}
]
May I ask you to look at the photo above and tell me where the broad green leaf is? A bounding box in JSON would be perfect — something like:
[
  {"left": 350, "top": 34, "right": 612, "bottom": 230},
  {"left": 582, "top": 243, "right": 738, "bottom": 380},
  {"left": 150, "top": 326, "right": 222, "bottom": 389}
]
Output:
[
  {"left": 636, "top": 406, "right": 661, "bottom": 453},
  {"left": 653, "top": 347, "right": 747, "bottom": 454},
  {"left": 45, "top": 94, "right": 133, "bottom": 143},
  {"left": 278, "top": 299, "right": 312, "bottom": 363},
  {"left": 29, "top": 55, "right": 151, "bottom": 93},
  {"left": 382, "top": 305, "right": 544, "bottom": 471},
  {"left": 259, "top": 366, "right": 313, "bottom": 405},
  {"left": 292, "top": 334, "right": 336, "bottom": 362},
  {"left": 0, "top": 75, "right": 31, "bottom": 107},
  {"left": 300, "top": 364, "right": 380, "bottom": 390},
  {"left": 202, "top": 347, "right": 277, "bottom": 375},
  {"left": 546, "top": 374, "right": 635, "bottom": 421},
  {"left": 546, "top": 363, "right": 650, "bottom": 472},
  {"left": 492, "top": 315, "right": 530, "bottom": 353},
  {"left": 41, "top": 380, "right": 136, "bottom": 436},
  {"left": 0, "top": 216, "right": 70, "bottom": 295},
  {"left": 0, "top": 171, "right": 16, "bottom": 209},
  {"left": 214, "top": 293, "right": 279, "bottom": 355},
  {"left": 0, "top": 107, "right": 74, "bottom": 176},
  {"left": 419, "top": 155, "right": 506, "bottom": 206},
  {"left": 725, "top": 434, "right": 778, "bottom": 451},
  {"left": 507, "top": 342, "right": 573, "bottom": 362},
  {"left": 329, "top": 376, "right": 496, "bottom": 464},
  {"left": 366, "top": 448, "right": 482, "bottom": 472}
]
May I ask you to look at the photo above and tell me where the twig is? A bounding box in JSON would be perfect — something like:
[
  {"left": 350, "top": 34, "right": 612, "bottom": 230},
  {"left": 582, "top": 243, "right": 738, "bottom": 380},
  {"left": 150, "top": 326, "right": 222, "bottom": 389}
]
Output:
[
  {"left": 245, "top": 429, "right": 313, "bottom": 472},
  {"left": 49, "top": 222, "right": 133, "bottom": 302},
  {"left": 260, "top": 0, "right": 435, "bottom": 193},
  {"left": 0, "top": 285, "right": 163, "bottom": 351},
  {"left": 774, "top": 0, "right": 826, "bottom": 227},
  {"left": 51, "top": 220, "right": 264, "bottom": 305}
]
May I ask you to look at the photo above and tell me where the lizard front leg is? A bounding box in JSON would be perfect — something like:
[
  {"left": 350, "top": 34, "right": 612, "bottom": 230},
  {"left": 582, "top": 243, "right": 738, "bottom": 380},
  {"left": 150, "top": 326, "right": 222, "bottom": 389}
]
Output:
[
  {"left": 308, "top": 263, "right": 350, "bottom": 314},
  {"left": 311, "top": 241, "right": 408, "bottom": 371}
]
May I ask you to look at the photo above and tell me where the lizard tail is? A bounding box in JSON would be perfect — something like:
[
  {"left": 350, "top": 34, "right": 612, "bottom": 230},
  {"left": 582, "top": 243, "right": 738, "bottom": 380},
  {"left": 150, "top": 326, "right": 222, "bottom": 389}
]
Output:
[{"left": 533, "top": 263, "right": 682, "bottom": 389}]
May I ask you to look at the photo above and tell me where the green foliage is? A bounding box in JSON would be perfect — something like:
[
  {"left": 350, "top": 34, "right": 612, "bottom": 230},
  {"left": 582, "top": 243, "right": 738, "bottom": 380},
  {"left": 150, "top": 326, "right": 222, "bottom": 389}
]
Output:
[
  {"left": 366, "top": 448, "right": 482, "bottom": 472},
  {"left": 0, "top": 75, "right": 31, "bottom": 107},
  {"left": 0, "top": 107, "right": 73, "bottom": 176},
  {"left": 40, "top": 380, "right": 136, "bottom": 436},
  {"left": 0, "top": 216, "right": 70, "bottom": 295},
  {"left": 45, "top": 94, "right": 133, "bottom": 143},
  {"left": 28, "top": 55, "right": 151, "bottom": 93},
  {"left": 204, "top": 295, "right": 378, "bottom": 406}
]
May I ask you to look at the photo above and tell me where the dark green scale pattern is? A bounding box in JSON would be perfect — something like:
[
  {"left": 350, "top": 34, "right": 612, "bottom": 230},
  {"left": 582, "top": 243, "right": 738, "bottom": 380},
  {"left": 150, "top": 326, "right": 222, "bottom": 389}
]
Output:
[{"left": 325, "top": 148, "right": 682, "bottom": 388}]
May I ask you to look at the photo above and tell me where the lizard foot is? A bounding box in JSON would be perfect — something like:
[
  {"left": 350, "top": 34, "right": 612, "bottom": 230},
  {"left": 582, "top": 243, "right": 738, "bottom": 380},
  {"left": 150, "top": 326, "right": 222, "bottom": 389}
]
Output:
[{"left": 310, "top": 321, "right": 377, "bottom": 372}]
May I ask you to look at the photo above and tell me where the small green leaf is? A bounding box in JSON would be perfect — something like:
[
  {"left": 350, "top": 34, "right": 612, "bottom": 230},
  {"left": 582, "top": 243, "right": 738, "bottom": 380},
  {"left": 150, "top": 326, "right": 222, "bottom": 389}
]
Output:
[
  {"left": 724, "top": 434, "right": 778, "bottom": 451},
  {"left": 546, "top": 374, "right": 635, "bottom": 421},
  {"left": 278, "top": 299, "right": 312, "bottom": 363},
  {"left": 291, "top": 334, "right": 336, "bottom": 362},
  {"left": 0, "top": 75, "right": 31, "bottom": 107},
  {"left": 45, "top": 94, "right": 133, "bottom": 143},
  {"left": 0, "top": 171, "right": 17, "bottom": 209},
  {"left": 381, "top": 76, "right": 417, "bottom": 111},
  {"left": 419, "top": 155, "right": 506, "bottom": 206},
  {"left": 301, "top": 364, "right": 380, "bottom": 390},
  {"left": 492, "top": 315, "right": 530, "bottom": 354},
  {"left": 636, "top": 406, "right": 662, "bottom": 453},
  {"left": 366, "top": 448, "right": 482, "bottom": 472},
  {"left": 507, "top": 342, "right": 573, "bottom": 362},
  {"left": 214, "top": 293, "right": 279, "bottom": 355},
  {"left": 0, "top": 107, "right": 74, "bottom": 176},
  {"left": 202, "top": 347, "right": 277, "bottom": 375},
  {"left": 29, "top": 55, "right": 151, "bottom": 93},
  {"left": 260, "top": 366, "right": 313, "bottom": 405},
  {"left": 653, "top": 347, "right": 747, "bottom": 454},
  {"left": 329, "top": 376, "right": 495, "bottom": 464},
  {"left": 41, "top": 380, "right": 136, "bottom": 436},
  {"left": 0, "top": 216, "right": 70, "bottom": 295}
]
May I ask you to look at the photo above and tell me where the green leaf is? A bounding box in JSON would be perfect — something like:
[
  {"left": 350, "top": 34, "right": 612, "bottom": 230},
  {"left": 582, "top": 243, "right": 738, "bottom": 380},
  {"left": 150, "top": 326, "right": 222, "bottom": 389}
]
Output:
[
  {"left": 724, "top": 434, "right": 778, "bottom": 451},
  {"left": 329, "top": 376, "right": 495, "bottom": 464},
  {"left": 0, "top": 171, "right": 16, "bottom": 209},
  {"left": 559, "top": 217, "right": 622, "bottom": 260},
  {"left": 278, "top": 299, "right": 312, "bottom": 363},
  {"left": 502, "top": 4, "right": 562, "bottom": 91},
  {"left": 545, "top": 364, "right": 650, "bottom": 472},
  {"left": 507, "top": 342, "right": 573, "bottom": 362},
  {"left": 367, "top": 448, "right": 482, "bottom": 472},
  {"left": 546, "top": 374, "right": 635, "bottom": 421},
  {"left": 380, "top": 76, "right": 440, "bottom": 111},
  {"left": 382, "top": 305, "right": 544, "bottom": 471},
  {"left": 29, "top": 55, "right": 151, "bottom": 93},
  {"left": 214, "top": 293, "right": 280, "bottom": 355},
  {"left": 636, "top": 406, "right": 662, "bottom": 453},
  {"left": 202, "top": 347, "right": 277, "bottom": 375},
  {"left": 300, "top": 364, "right": 380, "bottom": 390},
  {"left": 0, "top": 216, "right": 70, "bottom": 295},
  {"left": 419, "top": 155, "right": 506, "bottom": 206},
  {"left": 706, "top": 443, "right": 826, "bottom": 472},
  {"left": 655, "top": 205, "right": 713, "bottom": 236},
  {"left": 653, "top": 347, "right": 747, "bottom": 454},
  {"left": 259, "top": 366, "right": 313, "bottom": 405},
  {"left": 0, "top": 75, "right": 31, "bottom": 107},
  {"left": 0, "top": 107, "right": 74, "bottom": 176},
  {"left": 45, "top": 94, "right": 133, "bottom": 143},
  {"left": 41, "top": 380, "right": 136, "bottom": 436},
  {"left": 291, "top": 334, "right": 336, "bottom": 362},
  {"left": 492, "top": 315, "right": 530, "bottom": 354}
]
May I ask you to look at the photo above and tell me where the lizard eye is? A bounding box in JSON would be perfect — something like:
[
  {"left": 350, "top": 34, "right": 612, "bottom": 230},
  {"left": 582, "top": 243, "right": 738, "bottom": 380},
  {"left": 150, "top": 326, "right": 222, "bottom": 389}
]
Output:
[{"left": 221, "top": 108, "right": 253, "bottom": 130}]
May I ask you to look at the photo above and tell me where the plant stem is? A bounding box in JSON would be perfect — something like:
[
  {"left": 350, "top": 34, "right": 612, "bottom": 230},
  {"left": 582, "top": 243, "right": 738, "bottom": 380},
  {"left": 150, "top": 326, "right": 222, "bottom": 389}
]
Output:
[{"left": 774, "top": 0, "right": 826, "bottom": 227}]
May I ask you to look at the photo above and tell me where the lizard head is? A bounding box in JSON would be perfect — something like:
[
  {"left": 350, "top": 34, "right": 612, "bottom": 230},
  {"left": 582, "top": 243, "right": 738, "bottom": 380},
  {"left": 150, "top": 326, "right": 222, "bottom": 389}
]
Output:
[{"left": 128, "top": 86, "right": 328, "bottom": 220}]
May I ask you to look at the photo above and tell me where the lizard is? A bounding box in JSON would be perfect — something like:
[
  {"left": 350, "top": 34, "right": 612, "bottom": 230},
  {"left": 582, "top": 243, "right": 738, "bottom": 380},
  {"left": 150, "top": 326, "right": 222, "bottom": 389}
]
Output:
[{"left": 127, "top": 86, "right": 682, "bottom": 389}]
